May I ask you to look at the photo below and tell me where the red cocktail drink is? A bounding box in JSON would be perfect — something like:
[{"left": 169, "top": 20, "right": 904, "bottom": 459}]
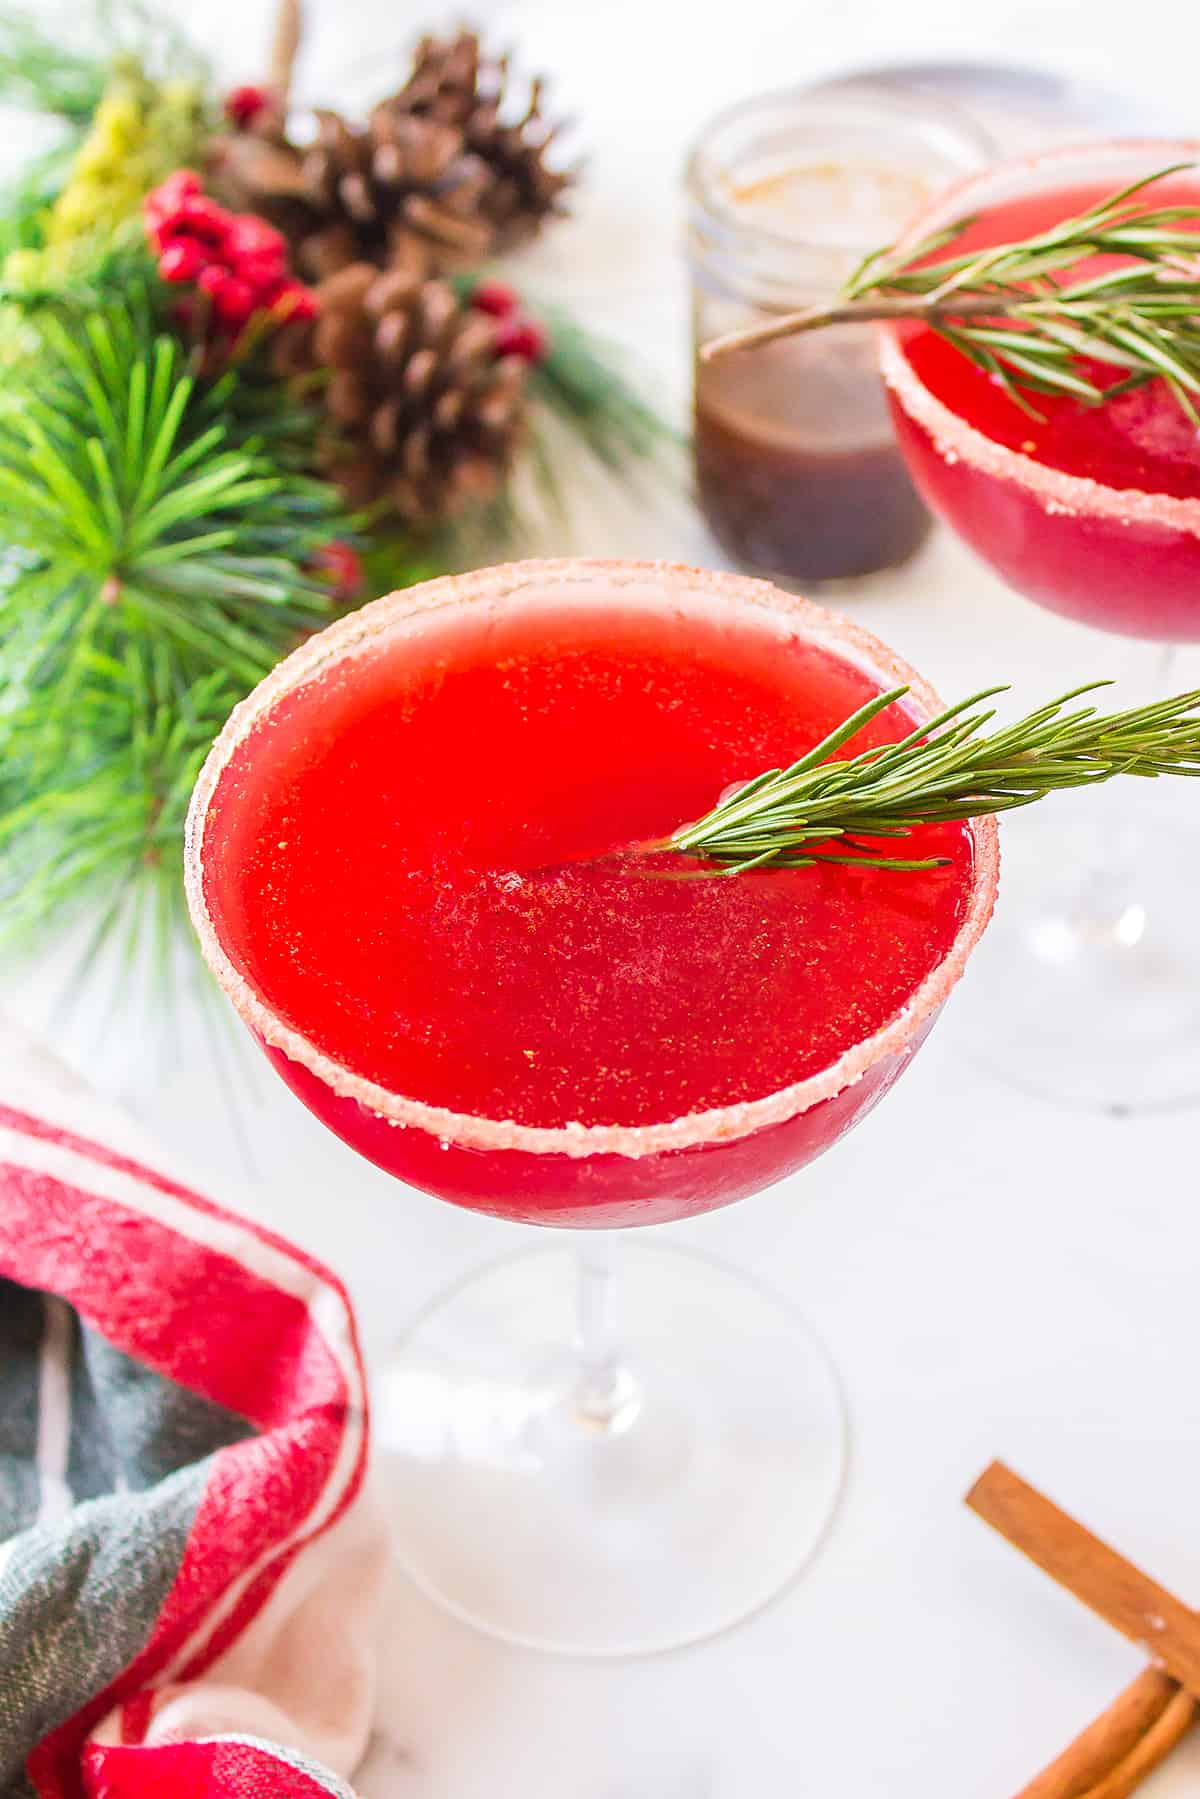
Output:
[
  {"left": 882, "top": 148, "right": 1200, "bottom": 641},
  {"left": 189, "top": 562, "right": 992, "bottom": 1226},
  {"left": 186, "top": 560, "right": 998, "bottom": 1656},
  {"left": 879, "top": 143, "right": 1200, "bottom": 1115}
]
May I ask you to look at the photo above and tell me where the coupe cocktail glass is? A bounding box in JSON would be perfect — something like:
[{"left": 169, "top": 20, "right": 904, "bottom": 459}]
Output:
[
  {"left": 186, "top": 559, "right": 997, "bottom": 1655},
  {"left": 881, "top": 141, "right": 1200, "bottom": 1110}
]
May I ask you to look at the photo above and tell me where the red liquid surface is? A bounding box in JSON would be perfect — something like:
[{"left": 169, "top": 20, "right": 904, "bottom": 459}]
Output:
[
  {"left": 203, "top": 594, "right": 976, "bottom": 1223},
  {"left": 890, "top": 178, "right": 1200, "bottom": 638}
]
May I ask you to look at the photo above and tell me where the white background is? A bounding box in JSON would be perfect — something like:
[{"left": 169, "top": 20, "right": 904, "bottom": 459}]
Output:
[{"left": 10, "top": 1, "right": 1200, "bottom": 1794}]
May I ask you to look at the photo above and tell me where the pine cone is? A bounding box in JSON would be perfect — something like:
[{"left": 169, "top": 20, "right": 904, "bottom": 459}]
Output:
[
  {"left": 391, "top": 30, "right": 495, "bottom": 128},
  {"left": 275, "top": 263, "right": 528, "bottom": 524},
  {"left": 216, "top": 108, "right": 496, "bottom": 282},
  {"left": 390, "top": 29, "right": 574, "bottom": 251},
  {"left": 212, "top": 31, "right": 572, "bottom": 279}
]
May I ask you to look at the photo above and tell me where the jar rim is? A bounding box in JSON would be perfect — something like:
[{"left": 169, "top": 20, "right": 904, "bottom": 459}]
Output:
[{"left": 685, "top": 79, "right": 994, "bottom": 262}]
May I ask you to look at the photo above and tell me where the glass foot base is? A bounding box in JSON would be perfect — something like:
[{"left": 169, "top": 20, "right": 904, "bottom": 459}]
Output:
[
  {"left": 961, "top": 806, "right": 1200, "bottom": 1113},
  {"left": 374, "top": 1242, "right": 847, "bottom": 1657}
]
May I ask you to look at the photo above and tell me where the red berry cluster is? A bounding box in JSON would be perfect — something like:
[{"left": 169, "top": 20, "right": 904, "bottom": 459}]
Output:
[
  {"left": 224, "top": 83, "right": 275, "bottom": 131},
  {"left": 144, "top": 171, "right": 317, "bottom": 339},
  {"left": 470, "top": 280, "right": 549, "bottom": 364}
]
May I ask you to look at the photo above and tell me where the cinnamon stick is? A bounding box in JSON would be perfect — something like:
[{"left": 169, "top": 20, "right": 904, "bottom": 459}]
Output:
[
  {"left": 1080, "top": 1688, "right": 1198, "bottom": 1799},
  {"left": 269, "top": 0, "right": 303, "bottom": 108},
  {"left": 967, "top": 1461, "right": 1200, "bottom": 1692},
  {"left": 1013, "top": 1668, "right": 1179, "bottom": 1799}
]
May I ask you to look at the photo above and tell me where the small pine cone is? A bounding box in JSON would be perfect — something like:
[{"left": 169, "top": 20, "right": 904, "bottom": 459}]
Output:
[
  {"left": 388, "top": 29, "right": 574, "bottom": 251},
  {"left": 391, "top": 30, "right": 494, "bottom": 129},
  {"left": 277, "top": 263, "right": 528, "bottom": 524},
  {"left": 214, "top": 107, "right": 497, "bottom": 283},
  {"left": 213, "top": 31, "right": 571, "bottom": 280}
]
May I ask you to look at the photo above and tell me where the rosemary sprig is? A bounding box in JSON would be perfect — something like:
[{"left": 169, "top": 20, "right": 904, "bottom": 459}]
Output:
[
  {"left": 703, "top": 167, "right": 1200, "bottom": 420},
  {"left": 652, "top": 681, "right": 1200, "bottom": 874}
]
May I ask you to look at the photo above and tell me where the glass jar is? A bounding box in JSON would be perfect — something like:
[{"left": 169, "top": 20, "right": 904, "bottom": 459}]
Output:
[{"left": 686, "top": 83, "right": 993, "bottom": 585}]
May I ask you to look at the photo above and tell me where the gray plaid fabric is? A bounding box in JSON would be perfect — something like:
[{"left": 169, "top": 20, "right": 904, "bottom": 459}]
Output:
[
  {"left": 0, "top": 1279, "right": 254, "bottom": 1794},
  {"left": 0, "top": 1020, "right": 375, "bottom": 1799}
]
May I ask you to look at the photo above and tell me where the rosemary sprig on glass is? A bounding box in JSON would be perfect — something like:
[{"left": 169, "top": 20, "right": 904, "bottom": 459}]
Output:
[
  {"left": 703, "top": 166, "right": 1200, "bottom": 420},
  {"left": 639, "top": 682, "right": 1200, "bottom": 875}
]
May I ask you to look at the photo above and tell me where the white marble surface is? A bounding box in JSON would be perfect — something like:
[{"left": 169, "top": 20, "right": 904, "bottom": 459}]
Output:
[{"left": 10, "top": 0, "right": 1200, "bottom": 1793}]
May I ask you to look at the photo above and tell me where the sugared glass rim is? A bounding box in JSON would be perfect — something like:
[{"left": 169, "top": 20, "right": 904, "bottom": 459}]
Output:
[
  {"left": 880, "top": 138, "right": 1200, "bottom": 540},
  {"left": 184, "top": 560, "right": 998, "bottom": 1161}
]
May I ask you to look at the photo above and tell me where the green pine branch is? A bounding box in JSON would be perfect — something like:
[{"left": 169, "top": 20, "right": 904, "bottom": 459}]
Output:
[
  {"left": 529, "top": 300, "right": 678, "bottom": 474},
  {"left": 0, "top": 10, "right": 111, "bottom": 123},
  {"left": 450, "top": 274, "right": 679, "bottom": 538},
  {"left": 0, "top": 2, "right": 209, "bottom": 122},
  {"left": 0, "top": 290, "right": 372, "bottom": 950},
  {"left": 0, "top": 5, "right": 214, "bottom": 286}
]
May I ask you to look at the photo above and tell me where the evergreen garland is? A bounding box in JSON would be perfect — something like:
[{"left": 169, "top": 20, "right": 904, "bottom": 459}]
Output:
[
  {"left": 0, "top": 3, "right": 671, "bottom": 979},
  {"left": 0, "top": 293, "right": 358, "bottom": 944}
]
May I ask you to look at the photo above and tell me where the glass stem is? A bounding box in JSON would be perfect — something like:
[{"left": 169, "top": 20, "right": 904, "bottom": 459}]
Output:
[
  {"left": 1043, "top": 640, "right": 1180, "bottom": 935},
  {"left": 1091, "top": 641, "right": 1178, "bottom": 904},
  {"left": 1152, "top": 643, "right": 1178, "bottom": 695},
  {"left": 573, "top": 1235, "right": 639, "bottom": 1432}
]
